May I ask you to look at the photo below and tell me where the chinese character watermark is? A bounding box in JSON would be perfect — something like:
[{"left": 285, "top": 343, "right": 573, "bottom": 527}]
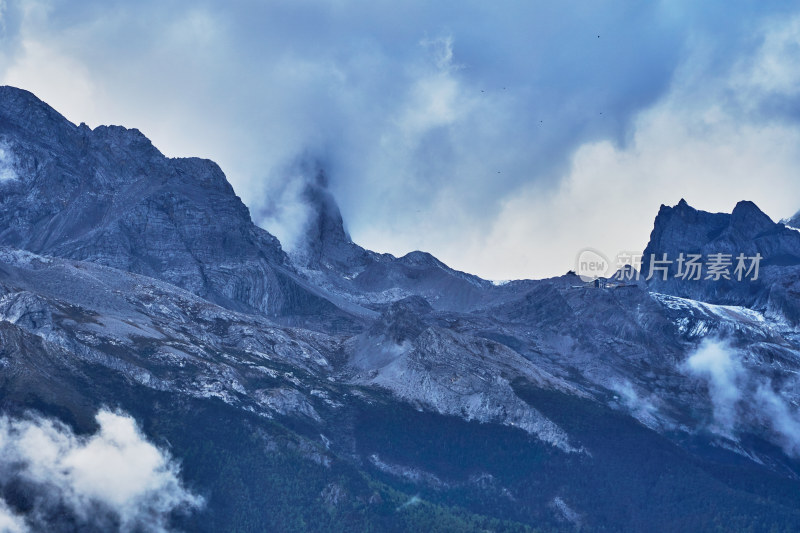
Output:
[{"left": 574, "top": 249, "right": 762, "bottom": 283}]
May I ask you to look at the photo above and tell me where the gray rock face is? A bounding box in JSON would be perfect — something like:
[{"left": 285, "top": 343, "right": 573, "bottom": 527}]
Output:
[
  {"left": 642, "top": 199, "right": 800, "bottom": 324},
  {"left": 292, "top": 167, "right": 370, "bottom": 271},
  {"left": 0, "top": 86, "right": 344, "bottom": 321},
  {"left": 285, "top": 164, "right": 492, "bottom": 312},
  {"left": 643, "top": 199, "right": 800, "bottom": 269}
]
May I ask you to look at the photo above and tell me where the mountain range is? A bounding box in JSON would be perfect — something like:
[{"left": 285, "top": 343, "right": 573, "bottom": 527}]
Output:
[{"left": 1, "top": 86, "right": 800, "bottom": 532}]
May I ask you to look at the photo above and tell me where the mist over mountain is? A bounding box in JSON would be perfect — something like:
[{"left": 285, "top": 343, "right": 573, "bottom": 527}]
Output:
[{"left": 1, "top": 86, "right": 800, "bottom": 532}]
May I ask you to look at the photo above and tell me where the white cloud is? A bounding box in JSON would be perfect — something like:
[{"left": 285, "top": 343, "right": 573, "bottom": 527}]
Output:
[
  {"left": 683, "top": 339, "right": 744, "bottom": 436},
  {"left": 755, "top": 383, "right": 800, "bottom": 457},
  {"left": 380, "top": 15, "right": 800, "bottom": 279},
  {"left": 733, "top": 15, "right": 800, "bottom": 99},
  {"left": 0, "top": 409, "right": 202, "bottom": 533},
  {"left": 349, "top": 14, "right": 800, "bottom": 280},
  {"left": 682, "top": 338, "right": 800, "bottom": 457},
  {"left": 259, "top": 166, "right": 316, "bottom": 253},
  {"left": 610, "top": 379, "right": 666, "bottom": 430},
  {"left": 0, "top": 499, "right": 27, "bottom": 533}
]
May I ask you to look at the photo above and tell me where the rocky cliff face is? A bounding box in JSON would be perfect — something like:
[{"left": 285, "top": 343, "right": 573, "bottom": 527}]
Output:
[
  {"left": 643, "top": 199, "right": 800, "bottom": 268},
  {"left": 2, "top": 86, "right": 800, "bottom": 531},
  {"left": 290, "top": 167, "right": 372, "bottom": 271},
  {"left": 642, "top": 199, "right": 800, "bottom": 324},
  {"left": 0, "top": 86, "right": 347, "bottom": 321}
]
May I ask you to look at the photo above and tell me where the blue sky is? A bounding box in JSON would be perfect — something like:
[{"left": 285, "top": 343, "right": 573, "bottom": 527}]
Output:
[{"left": 2, "top": 0, "right": 800, "bottom": 279}]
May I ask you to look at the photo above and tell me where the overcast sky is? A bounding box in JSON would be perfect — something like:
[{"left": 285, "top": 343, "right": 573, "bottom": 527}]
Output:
[{"left": 2, "top": 0, "right": 800, "bottom": 280}]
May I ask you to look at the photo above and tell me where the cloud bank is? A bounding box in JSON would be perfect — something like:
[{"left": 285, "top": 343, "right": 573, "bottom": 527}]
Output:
[
  {"left": 0, "top": 1, "right": 799, "bottom": 278},
  {"left": 0, "top": 409, "right": 202, "bottom": 532}
]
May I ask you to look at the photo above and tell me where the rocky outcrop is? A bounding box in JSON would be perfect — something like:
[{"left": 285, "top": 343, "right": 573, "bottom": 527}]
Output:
[
  {"left": 0, "top": 86, "right": 347, "bottom": 322},
  {"left": 642, "top": 199, "right": 800, "bottom": 324},
  {"left": 785, "top": 209, "right": 800, "bottom": 229}
]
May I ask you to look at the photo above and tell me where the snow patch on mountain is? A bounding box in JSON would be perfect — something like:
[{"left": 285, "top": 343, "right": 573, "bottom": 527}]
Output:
[
  {"left": 650, "top": 292, "right": 787, "bottom": 339},
  {"left": 0, "top": 141, "right": 17, "bottom": 182}
]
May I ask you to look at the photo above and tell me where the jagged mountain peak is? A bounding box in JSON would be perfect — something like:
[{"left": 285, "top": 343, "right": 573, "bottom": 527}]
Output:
[
  {"left": 783, "top": 209, "right": 800, "bottom": 229},
  {"left": 0, "top": 87, "right": 494, "bottom": 319},
  {"left": 282, "top": 164, "right": 387, "bottom": 280},
  {"left": 646, "top": 199, "right": 796, "bottom": 258},
  {"left": 0, "top": 86, "right": 367, "bottom": 322},
  {"left": 0, "top": 87, "right": 161, "bottom": 160},
  {"left": 0, "top": 85, "right": 63, "bottom": 123},
  {"left": 642, "top": 198, "right": 800, "bottom": 323},
  {"left": 647, "top": 200, "right": 729, "bottom": 254},
  {"left": 0, "top": 86, "right": 87, "bottom": 151},
  {"left": 298, "top": 167, "right": 356, "bottom": 263},
  {"left": 90, "top": 123, "right": 161, "bottom": 154},
  {"left": 730, "top": 200, "right": 775, "bottom": 235}
]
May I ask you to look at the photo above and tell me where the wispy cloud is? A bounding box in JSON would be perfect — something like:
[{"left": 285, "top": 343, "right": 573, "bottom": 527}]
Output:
[
  {"left": 610, "top": 379, "right": 667, "bottom": 430},
  {"left": 683, "top": 338, "right": 800, "bottom": 457},
  {"left": 755, "top": 383, "right": 800, "bottom": 457},
  {"left": 683, "top": 339, "right": 744, "bottom": 436},
  {"left": 0, "top": 409, "right": 202, "bottom": 532}
]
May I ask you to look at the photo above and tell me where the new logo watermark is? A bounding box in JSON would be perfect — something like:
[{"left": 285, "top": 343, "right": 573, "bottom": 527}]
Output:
[
  {"left": 575, "top": 248, "right": 612, "bottom": 282},
  {"left": 575, "top": 249, "right": 762, "bottom": 283}
]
